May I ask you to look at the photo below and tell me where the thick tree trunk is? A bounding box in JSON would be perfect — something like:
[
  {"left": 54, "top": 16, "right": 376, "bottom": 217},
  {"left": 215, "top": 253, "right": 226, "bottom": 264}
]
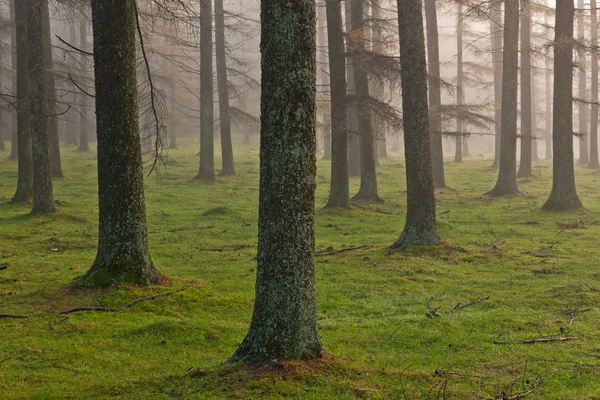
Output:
[
  {"left": 544, "top": 11, "right": 552, "bottom": 160},
  {"left": 28, "top": 0, "right": 55, "bottom": 214},
  {"left": 517, "top": 0, "right": 532, "bottom": 178},
  {"left": 590, "top": 0, "right": 599, "bottom": 168},
  {"left": 490, "top": 0, "right": 503, "bottom": 168},
  {"left": 424, "top": 0, "right": 445, "bottom": 188},
  {"left": 196, "top": 0, "right": 215, "bottom": 180},
  {"left": 345, "top": 3, "right": 360, "bottom": 178},
  {"left": 392, "top": 0, "right": 437, "bottom": 248},
  {"left": 77, "top": 17, "right": 90, "bottom": 152},
  {"left": 455, "top": 3, "right": 463, "bottom": 163},
  {"left": 325, "top": 0, "right": 350, "bottom": 209},
  {"left": 9, "top": 0, "right": 17, "bottom": 159},
  {"left": 487, "top": 0, "right": 519, "bottom": 196},
  {"left": 577, "top": 0, "right": 589, "bottom": 165},
  {"left": 543, "top": 0, "right": 582, "bottom": 210},
  {"left": 230, "top": 0, "right": 323, "bottom": 363},
  {"left": 82, "top": 0, "right": 161, "bottom": 287},
  {"left": 215, "top": 0, "right": 235, "bottom": 176},
  {"left": 11, "top": 0, "right": 33, "bottom": 203}
]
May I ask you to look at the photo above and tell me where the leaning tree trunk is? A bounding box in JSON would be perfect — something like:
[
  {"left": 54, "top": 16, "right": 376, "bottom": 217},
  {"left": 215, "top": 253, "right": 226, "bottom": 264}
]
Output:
[
  {"left": 11, "top": 0, "right": 33, "bottom": 203},
  {"left": 490, "top": 0, "right": 503, "bottom": 168},
  {"left": 517, "top": 0, "right": 532, "bottom": 178},
  {"left": 345, "top": 3, "right": 360, "bottom": 177},
  {"left": 487, "top": 0, "right": 519, "bottom": 196},
  {"left": 391, "top": 0, "right": 437, "bottom": 248},
  {"left": 590, "top": 0, "right": 599, "bottom": 168},
  {"left": 9, "top": 0, "right": 17, "bottom": 159},
  {"left": 28, "top": 0, "right": 55, "bottom": 214},
  {"left": 215, "top": 0, "right": 235, "bottom": 176},
  {"left": 544, "top": 11, "right": 552, "bottom": 160},
  {"left": 577, "top": 0, "right": 588, "bottom": 165},
  {"left": 455, "top": 3, "right": 463, "bottom": 163},
  {"left": 230, "top": 0, "right": 323, "bottom": 363},
  {"left": 196, "top": 0, "right": 215, "bottom": 180},
  {"left": 82, "top": 0, "right": 161, "bottom": 287},
  {"left": 77, "top": 16, "right": 90, "bottom": 152},
  {"left": 424, "top": 0, "right": 445, "bottom": 188},
  {"left": 324, "top": 0, "right": 350, "bottom": 209},
  {"left": 543, "top": 0, "right": 582, "bottom": 210}
]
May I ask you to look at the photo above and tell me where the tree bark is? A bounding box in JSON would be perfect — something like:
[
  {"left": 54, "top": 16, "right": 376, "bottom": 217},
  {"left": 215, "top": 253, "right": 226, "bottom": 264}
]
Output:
[
  {"left": 230, "top": 0, "right": 323, "bottom": 363},
  {"left": 487, "top": 0, "right": 519, "bottom": 196},
  {"left": 392, "top": 0, "right": 437, "bottom": 248},
  {"left": 345, "top": 3, "right": 360, "bottom": 178},
  {"left": 544, "top": 11, "right": 552, "bottom": 160},
  {"left": 77, "top": 16, "right": 90, "bottom": 152},
  {"left": 491, "top": 0, "right": 503, "bottom": 168},
  {"left": 82, "top": 0, "right": 161, "bottom": 287},
  {"left": 517, "top": 0, "right": 532, "bottom": 178},
  {"left": 424, "top": 0, "right": 445, "bottom": 188},
  {"left": 9, "top": 0, "right": 17, "bottom": 159},
  {"left": 590, "top": 0, "right": 599, "bottom": 168},
  {"left": 543, "top": 0, "right": 582, "bottom": 210},
  {"left": 455, "top": 3, "right": 463, "bottom": 163},
  {"left": 11, "top": 0, "right": 33, "bottom": 203},
  {"left": 577, "top": 0, "right": 589, "bottom": 165},
  {"left": 318, "top": 3, "right": 332, "bottom": 161},
  {"left": 324, "top": 0, "right": 350, "bottom": 209}
]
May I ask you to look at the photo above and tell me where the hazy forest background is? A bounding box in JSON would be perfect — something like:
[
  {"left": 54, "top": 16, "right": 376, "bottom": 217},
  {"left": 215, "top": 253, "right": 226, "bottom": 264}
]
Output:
[{"left": 2, "top": 0, "right": 600, "bottom": 398}]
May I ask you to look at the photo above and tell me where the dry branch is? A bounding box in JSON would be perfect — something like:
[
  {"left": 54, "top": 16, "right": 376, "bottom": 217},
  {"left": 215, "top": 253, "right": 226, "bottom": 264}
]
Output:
[
  {"left": 451, "top": 296, "right": 490, "bottom": 313},
  {"left": 0, "top": 314, "right": 28, "bottom": 319},
  {"left": 0, "top": 265, "right": 7, "bottom": 271},
  {"left": 494, "top": 336, "right": 576, "bottom": 345}
]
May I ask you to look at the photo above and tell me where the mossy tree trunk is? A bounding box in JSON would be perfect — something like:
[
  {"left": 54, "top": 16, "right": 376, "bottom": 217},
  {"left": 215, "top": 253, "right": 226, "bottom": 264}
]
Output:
[
  {"left": 424, "top": 0, "right": 445, "bottom": 188},
  {"left": 82, "top": 0, "right": 161, "bottom": 287},
  {"left": 517, "top": 0, "right": 532, "bottom": 178},
  {"left": 196, "top": 0, "right": 215, "bottom": 180},
  {"left": 11, "top": 0, "right": 33, "bottom": 203},
  {"left": 230, "top": 0, "right": 323, "bottom": 363},
  {"left": 215, "top": 0, "right": 235, "bottom": 176},
  {"left": 543, "top": 0, "right": 582, "bottom": 211},
  {"left": 391, "top": 0, "right": 437, "bottom": 248},
  {"left": 325, "top": 0, "right": 349, "bottom": 209},
  {"left": 454, "top": 3, "right": 463, "bottom": 164},
  {"left": 490, "top": 0, "right": 503, "bottom": 168},
  {"left": 487, "top": 0, "right": 519, "bottom": 196},
  {"left": 77, "top": 17, "right": 90, "bottom": 152},
  {"left": 590, "top": 0, "right": 599, "bottom": 168},
  {"left": 577, "top": 0, "right": 588, "bottom": 166},
  {"left": 9, "top": 0, "right": 17, "bottom": 160}
]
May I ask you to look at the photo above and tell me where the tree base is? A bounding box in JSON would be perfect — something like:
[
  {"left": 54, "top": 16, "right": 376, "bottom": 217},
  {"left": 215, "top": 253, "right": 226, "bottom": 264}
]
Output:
[
  {"left": 588, "top": 160, "right": 600, "bottom": 169},
  {"left": 485, "top": 184, "right": 519, "bottom": 197},
  {"left": 229, "top": 334, "right": 323, "bottom": 364},
  {"left": 77, "top": 146, "right": 91, "bottom": 153},
  {"left": 391, "top": 227, "right": 438, "bottom": 249},
  {"left": 542, "top": 195, "right": 583, "bottom": 211},
  {"left": 81, "top": 261, "right": 163, "bottom": 288}
]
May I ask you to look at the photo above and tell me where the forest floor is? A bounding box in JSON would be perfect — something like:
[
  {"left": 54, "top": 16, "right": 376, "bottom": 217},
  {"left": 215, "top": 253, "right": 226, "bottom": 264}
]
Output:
[{"left": 1, "top": 138, "right": 600, "bottom": 399}]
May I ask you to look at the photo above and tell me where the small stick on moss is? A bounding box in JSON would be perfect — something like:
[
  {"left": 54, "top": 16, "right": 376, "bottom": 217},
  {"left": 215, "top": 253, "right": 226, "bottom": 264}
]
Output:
[
  {"left": 451, "top": 296, "right": 490, "bottom": 313},
  {"left": 494, "top": 336, "right": 576, "bottom": 345},
  {"left": 59, "top": 287, "right": 187, "bottom": 315},
  {"left": 0, "top": 314, "right": 28, "bottom": 319},
  {"left": 316, "top": 245, "right": 371, "bottom": 256},
  {"left": 0, "top": 265, "right": 7, "bottom": 271}
]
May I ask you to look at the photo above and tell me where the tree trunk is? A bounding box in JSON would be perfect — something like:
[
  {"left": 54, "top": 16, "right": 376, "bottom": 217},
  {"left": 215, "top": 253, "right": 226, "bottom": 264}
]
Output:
[
  {"left": 230, "top": 0, "right": 323, "bottom": 363},
  {"left": 318, "top": 3, "right": 332, "bottom": 161},
  {"left": 11, "top": 0, "right": 33, "bottom": 203},
  {"left": 577, "top": 0, "right": 588, "bottom": 165},
  {"left": 544, "top": 11, "right": 552, "bottom": 160},
  {"left": 196, "top": 0, "right": 215, "bottom": 180},
  {"left": 487, "top": 0, "right": 519, "bottom": 196},
  {"left": 517, "top": 0, "right": 532, "bottom": 178},
  {"left": 0, "top": 37, "right": 5, "bottom": 151},
  {"left": 454, "top": 3, "right": 463, "bottom": 163},
  {"left": 345, "top": 3, "right": 360, "bottom": 178},
  {"left": 531, "top": 65, "right": 538, "bottom": 162},
  {"left": 371, "top": 0, "right": 387, "bottom": 161},
  {"left": 325, "top": 0, "right": 350, "bottom": 209},
  {"left": 543, "top": 0, "right": 582, "bottom": 210},
  {"left": 9, "top": 0, "right": 17, "bottom": 159},
  {"left": 490, "top": 0, "right": 503, "bottom": 168},
  {"left": 77, "top": 17, "right": 90, "bottom": 152},
  {"left": 424, "top": 0, "right": 445, "bottom": 188},
  {"left": 82, "top": 0, "right": 161, "bottom": 287},
  {"left": 28, "top": 0, "right": 55, "bottom": 214},
  {"left": 392, "top": 0, "right": 437, "bottom": 248},
  {"left": 590, "top": 0, "right": 599, "bottom": 168},
  {"left": 215, "top": 0, "right": 235, "bottom": 176}
]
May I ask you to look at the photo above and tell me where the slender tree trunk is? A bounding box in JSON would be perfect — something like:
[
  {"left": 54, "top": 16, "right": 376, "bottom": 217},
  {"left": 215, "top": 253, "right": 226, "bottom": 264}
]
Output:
[
  {"left": 345, "top": 3, "right": 360, "bottom": 177},
  {"left": 325, "top": 0, "right": 350, "bottom": 209},
  {"left": 82, "top": 0, "right": 161, "bottom": 287},
  {"left": 196, "top": 0, "right": 215, "bottom": 180},
  {"left": 491, "top": 0, "right": 503, "bottom": 168},
  {"left": 424, "top": 0, "right": 445, "bottom": 188},
  {"left": 487, "top": 0, "right": 519, "bottom": 196},
  {"left": 590, "top": 0, "right": 599, "bottom": 168},
  {"left": 11, "top": 0, "right": 33, "bottom": 203},
  {"left": 577, "top": 0, "right": 589, "bottom": 165},
  {"left": 545, "top": 11, "right": 552, "bottom": 160},
  {"left": 518, "top": 0, "right": 532, "bottom": 178},
  {"left": 28, "top": 0, "right": 55, "bottom": 214},
  {"left": 9, "top": 0, "right": 17, "bottom": 159},
  {"left": 543, "top": 0, "right": 582, "bottom": 210},
  {"left": 230, "top": 0, "right": 323, "bottom": 363},
  {"left": 371, "top": 0, "right": 387, "bottom": 160},
  {"left": 531, "top": 65, "right": 538, "bottom": 162},
  {"left": 77, "top": 17, "right": 90, "bottom": 152},
  {"left": 318, "top": 3, "right": 332, "bottom": 161},
  {"left": 392, "top": 0, "right": 437, "bottom": 248},
  {"left": 455, "top": 3, "right": 463, "bottom": 163},
  {"left": 0, "top": 37, "right": 5, "bottom": 151},
  {"left": 65, "top": 20, "right": 78, "bottom": 146}
]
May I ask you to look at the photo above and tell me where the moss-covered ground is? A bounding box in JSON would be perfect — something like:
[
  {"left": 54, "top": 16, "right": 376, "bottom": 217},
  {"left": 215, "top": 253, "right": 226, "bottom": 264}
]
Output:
[{"left": 1, "top": 138, "right": 600, "bottom": 399}]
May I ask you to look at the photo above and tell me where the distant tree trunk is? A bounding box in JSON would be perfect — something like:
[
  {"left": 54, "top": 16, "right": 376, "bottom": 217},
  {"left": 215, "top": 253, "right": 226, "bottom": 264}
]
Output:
[
  {"left": 424, "top": 0, "right": 445, "bottom": 188},
  {"left": 517, "top": 0, "right": 532, "bottom": 178},
  {"left": 82, "top": 0, "right": 161, "bottom": 287},
  {"left": 0, "top": 37, "right": 4, "bottom": 151},
  {"left": 590, "top": 0, "right": 599, "bottom": 168},
  {"left": 543, "top": 0, "right": 582, "bottom": 210},
  {"left": 371, "top": 0, "right": 387, "bottom": 160},
  {"left": 392, "top": 0, "right": 437, "bottom": 248},
  {"left": 28, "top": 0, "right": 55, "bottom": 214},
  {"left": 345, "top": 3, "right": 360, "bottom": 177},
  {"left": 544, "top": 11, "right": 552, "bottom": 160},
  {"left": 490, "top": 0, "right": 503, "bottom": 168},
  {"left": 487, "top": 0, "right": 519, "bottom": 196},
  {"left": 167, "top": 81, "right": 178, "bottom": 149},
  {"left": 350, "top": 0, "right": 382, "bottom": 203},
  {"left": 215, "top": 0, "right": 235, "bottom": 175},
  {"left": 325, "top": 0, "right": 350, "bottom": 209},
  {"left": 230, "top": 0, "right": 323, "bottom": 363},
  {"left": 577, "top": 0, "right": 588, "bottom": 165},
  {"left": 9, "top": 0, "right": 17, "bottom": 159},
  {"left": 318, "top": 3, "right": 331, "bottom": 161},
  {"left": 11, "top": 0, "right": 33, "bottom": 203},
  {"left": 531, "top": 66, "right": 538, "bottom": 162},
  {"left": 65, "top": 20, "right": 78, "bottom": 146},
  {"left": 77, "top": 17, "right": 90, "bottom": 152},
  {"left": 196, "top": 0, "right": 215, "bottom": 180},
  {"left": 454, "top": 3, "right": 463, "bottom": 163}
]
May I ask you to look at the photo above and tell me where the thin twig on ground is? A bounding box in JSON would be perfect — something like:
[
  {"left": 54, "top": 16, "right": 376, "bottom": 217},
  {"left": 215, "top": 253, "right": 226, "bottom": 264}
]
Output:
[
  {"left": 451, "top": 296, "right": 490, "bottom": 313},
  {"left": 0, "top": 314, "right": 28, "bottom": 319},
  {"left": 316, "top": 245, "right": 371, "bottom": 256},
  {"left": 494, "top": 337, "right": 576, "bottom": 345}
]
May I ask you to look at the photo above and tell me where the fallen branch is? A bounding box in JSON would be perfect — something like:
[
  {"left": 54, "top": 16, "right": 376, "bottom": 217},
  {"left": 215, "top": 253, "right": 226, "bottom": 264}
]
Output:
[
  {"left": 59, "top": 287, "right": 187, "bottom": 315},
  {"left": 0, "top": 265, "right": 7, "bottom": 271},
  {"left": 496, "top": 376, "right": 541, "bottom": 400},
  {"left": 0, "top": 314, "right": 28, "bottom": 319},
  {"left": 494, "top": 336, "right": 576, "bottom": 345},
  {"left": 451, "top": 296, "right": 490, "bottom": 313},
  {"left": 316, "top": 245, "right": 371, "bottom": 256}
]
